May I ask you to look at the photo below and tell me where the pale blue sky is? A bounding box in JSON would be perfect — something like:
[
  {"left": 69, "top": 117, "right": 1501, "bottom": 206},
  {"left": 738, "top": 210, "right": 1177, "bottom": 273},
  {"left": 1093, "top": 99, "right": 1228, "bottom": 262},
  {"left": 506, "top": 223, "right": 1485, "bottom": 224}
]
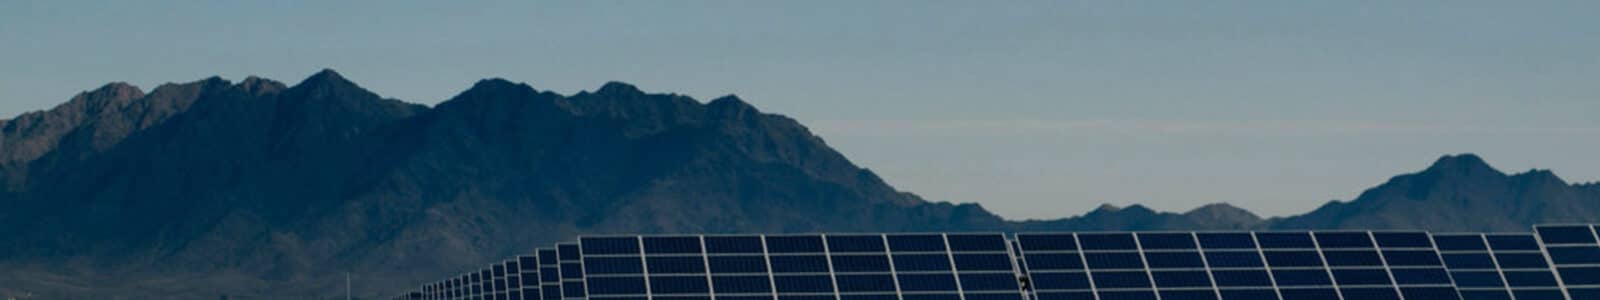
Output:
[{"left": 3, "top": 1, "right": 1598, "bottom": 219}]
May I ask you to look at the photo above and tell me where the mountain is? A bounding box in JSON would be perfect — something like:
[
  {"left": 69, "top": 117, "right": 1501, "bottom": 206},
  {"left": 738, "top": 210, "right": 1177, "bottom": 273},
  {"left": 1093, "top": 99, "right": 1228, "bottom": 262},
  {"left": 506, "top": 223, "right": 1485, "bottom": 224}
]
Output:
[
  {"left": 1270, "top": 153, "right": 1600, "bottom": 231},
  {"left": 0, "top": 70, "right": 1025, "bottom": 299},
  {"left": 0, "top": 70, "right": 1593, "bottom": 298}
]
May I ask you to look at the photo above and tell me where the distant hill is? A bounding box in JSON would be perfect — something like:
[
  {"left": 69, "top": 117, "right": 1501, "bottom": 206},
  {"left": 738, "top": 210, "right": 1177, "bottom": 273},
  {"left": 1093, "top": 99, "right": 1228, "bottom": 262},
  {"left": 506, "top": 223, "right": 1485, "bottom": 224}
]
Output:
[
  {"left": 1269, "top": 153, "right": 1600, "bottom": 231},
  {"left": 1, "top": 70, "right": 1594, "bottom": 298}
]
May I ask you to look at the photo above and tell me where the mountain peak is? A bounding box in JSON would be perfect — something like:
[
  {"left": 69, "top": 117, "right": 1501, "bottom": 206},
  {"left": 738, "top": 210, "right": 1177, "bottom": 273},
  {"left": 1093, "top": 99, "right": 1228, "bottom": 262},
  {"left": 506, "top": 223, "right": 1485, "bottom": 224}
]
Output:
[
  {"left": 1423, "top": 153, "right": 1500, "bottom": 176},
  {"left": 1183, "top": 203, "right": 1262, "bottom": 222},
  {"left": 468, "top": 78, "right": 531, "bottom": 93},
  {"left": 294, "top": 68, "right": 360, "bottom": 90},
  {"left": 238, "top": 76, "right": 287, "bottom": 96},
  {"left": 89, "top": 82, "right": 146, "bottom": 99},
  {"left": 595, "top": 81, "right": 643, "bottom": 96}
]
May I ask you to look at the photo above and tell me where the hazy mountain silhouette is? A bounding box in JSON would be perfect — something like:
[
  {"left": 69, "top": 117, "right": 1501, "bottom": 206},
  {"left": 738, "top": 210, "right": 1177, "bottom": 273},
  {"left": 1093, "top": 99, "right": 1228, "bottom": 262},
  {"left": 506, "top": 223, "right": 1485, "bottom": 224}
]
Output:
[
  {"left": 1270, "top": 153, "right": 1600, "bottom": 231},
  {"left": 1, "top": 71, "right": 1594, "bottom": 298}
]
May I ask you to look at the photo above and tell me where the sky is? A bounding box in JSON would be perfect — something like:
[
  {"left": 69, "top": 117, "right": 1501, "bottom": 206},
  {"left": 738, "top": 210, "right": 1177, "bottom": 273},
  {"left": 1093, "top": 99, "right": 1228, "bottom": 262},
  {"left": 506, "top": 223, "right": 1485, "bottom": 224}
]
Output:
[{"left": 3, "top": 1, "right": 1598, "bottom": 219}]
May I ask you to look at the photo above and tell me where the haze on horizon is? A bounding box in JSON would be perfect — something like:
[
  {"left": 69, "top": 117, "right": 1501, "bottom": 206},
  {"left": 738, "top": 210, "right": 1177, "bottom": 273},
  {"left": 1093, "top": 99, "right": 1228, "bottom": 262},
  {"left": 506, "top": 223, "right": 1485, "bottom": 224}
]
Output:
[{"left": 2, "top": 1, "right": 1597, "bottom": 219}]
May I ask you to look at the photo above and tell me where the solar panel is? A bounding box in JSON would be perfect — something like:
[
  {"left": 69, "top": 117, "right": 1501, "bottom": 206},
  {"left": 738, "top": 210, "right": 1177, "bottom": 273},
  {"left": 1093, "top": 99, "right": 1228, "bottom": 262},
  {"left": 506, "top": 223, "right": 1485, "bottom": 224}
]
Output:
[
  {"left": 398, "top": 224, "right": 1600, "bottom": 300},
  {"left": 539, "top": 248, "right": 561, "bottom": 300},
  {"left": 557, "top": 243, "right": 587, "bottom": 300},
  {"left": 1534, "top": 225, "right": 1600, "bottom": 298}
]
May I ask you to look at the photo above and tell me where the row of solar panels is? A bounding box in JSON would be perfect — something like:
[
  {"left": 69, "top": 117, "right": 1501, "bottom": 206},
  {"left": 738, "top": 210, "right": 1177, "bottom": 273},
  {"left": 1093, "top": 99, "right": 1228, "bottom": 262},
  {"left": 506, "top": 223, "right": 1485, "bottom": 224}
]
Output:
[{"left": 390, "top": 224, "right": 1600, "bottom": 300}]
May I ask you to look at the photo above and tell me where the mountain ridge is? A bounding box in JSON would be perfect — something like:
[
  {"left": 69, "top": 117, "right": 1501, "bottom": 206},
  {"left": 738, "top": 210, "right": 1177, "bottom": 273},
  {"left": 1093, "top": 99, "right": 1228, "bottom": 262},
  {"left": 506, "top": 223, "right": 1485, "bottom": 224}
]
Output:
[{"left": 1, "top": 71, "right": 1596, "bottom": 299}]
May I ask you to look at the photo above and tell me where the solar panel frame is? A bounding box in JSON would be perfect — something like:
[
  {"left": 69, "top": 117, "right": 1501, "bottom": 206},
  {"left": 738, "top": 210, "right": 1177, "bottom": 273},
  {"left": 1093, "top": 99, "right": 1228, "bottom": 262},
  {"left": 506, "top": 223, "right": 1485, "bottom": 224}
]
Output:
[
  {"left": 396, "top": 224, "right": 1600, "bottom": 300},
  {"left": 1534, "top": 224, "right": 1600, "bottom": 299}
]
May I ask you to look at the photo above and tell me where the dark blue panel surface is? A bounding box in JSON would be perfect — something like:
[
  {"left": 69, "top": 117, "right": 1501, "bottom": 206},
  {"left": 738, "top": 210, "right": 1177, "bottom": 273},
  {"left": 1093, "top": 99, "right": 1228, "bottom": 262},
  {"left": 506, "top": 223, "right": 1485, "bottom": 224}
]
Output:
[
  {"left": 898, "top": 273, "right": 958, "bottom": 291},
  {"left": 901, "top": 294, "right": 963, "bottom": 300},
  {"left": 1450, "top": 271, "right": 1505, "bottom": 287},
  {"left": 954, "top": 253, "right": 1014, "bottom": 271},
  {"left": 1197, "top": 233, "right": 1256, "bottom": 249},
  {"left": 826, "top": 235, "right": 886, "bottom": 253},
  {"left": 650, "top": 276, "right": 710, "bottom": 294},
  {"left": 1568, "top": 288, "right": 1600, "bottom": 300},
  {"left": 705, "top": 236, "right": 764, "bottom": 254},
  {"left": 1149, "top": 271, "right": 1210, "bottom": 287},
  {"left": 1276, "top": 288, "right": 1339, "bottom": 300},
  {"left": 560, "top": 263, "right": 583, "bottom": 278},
  {"left": 948, "top": 234, "right": 1009, "bottom": 252},
  {"left": 1136, "top": 233, "right": 1196, "bottom": 249},
  {"left": 647, "top": 256, "right": 707, "bottom": 274},
  {"left": 1211, "top": 269, "right": 1273, "bottom": 287},
  {"left": 835, "top": 274, "right": 896, "bottom": 292},
  {"left": 1095, "top": 290, "right": 1157, "bottom": 300},
  {"left": 583, "top": 237, "right": 641, "bottom": 255},
  {"left": 771, "top": 275, "right": 833, "bottom": 293},
  {"left": 1457, "top": 290, "right": 1511, "bottom": 300},
  {"left": 1203, "top": 251, "right": 1264, "bottom": 268},
  {"left": 964, "top": 293, "right": 1023, "bottom": 300},
  {"left": 1442, "top": 253, "right": 1497, "bottom": 269},
  {"left": 768, "top": 255, "right": 829, "bottom": 273},
  {"left": 1502, "top": 270, "right": 1558, "bottom": 287},
  {"left": 1399, "top": 287, "right": 1461, "bottom": 300},
  {"left": 585, "top": 257, "right": 644, "bottom": 275},
  {"left": 1077, "top": 233, "right": 1138, "bottom": 250},
  {"left": 765, "top": 236, "right": 825, "bottom": 253},
  {"left": 1536, "top": 226, "right": 1597, "bottom": 244},
  {"left": 958, "top": 273, "right": 1019, "bottom": 291},
  {"left": 1218, "top": 289, "right": 1278, "bottom": 300},
  {"left": 893, "top": 254, "right": 953, "bottom": 271},
  {"left": 541, "top": 267, "right": 560, "bottom": 282},
  {"left": 1547, "top": 246, "right": 1600, "bottom": 264},
  {"left": 1026, "top": 253, "right": 1084, "bottom": 270},
  {"left": 1263, "top": 251, "right": 1323, "bottom": 267},
  {"left": 1389, "top": 268, "right": 1452, "bottom": 284},
  {"left": 540, "top": 249, "right": 558, "bottom": 264},
  {"left": 1090, "top": 271, "right": 1152, "bottom": 288},
  {"left": 1035, "top": 292, "right": 1095, "bottom": 300},
  {"left": 1030, "top": 272, "right": 1091, "bottom": 290},
  {"left": 1558, "top": 266, "right": 1600, "bottom": 285},
  {"left": 1313, "top": 232, "right": 1373, "bottom": 248},
  {"left": 1255, "top": 232, "right": 1314, "bottom": 249},
  {"left": 1373, "top": 232, "right": 1432, "bottom": 248},
  {"left": 1270, "top": 269, "right": 1332, "bottom": 286},
  {"left": 586, "top": 277, "right": 647, "bottom": 295},
  {"left": 1492, "top": 253, "right": 1549, "bottom": 269},
  {"left": 1321, "top": 250, "right": 1383, "bottom": 266},
  {"left": 711, "top": 275, "right": 772, "bottom": 293},
  {"left": 559, "top": 244, "right": 581, "bottom": 261},
  {"left": 562, "top": 282, "right": 585, "bottom": 297},
  {"left": 708, "top": 256, "right": 768, "bottom": 273},
  {"left": 1142, "top": 252, "right": 1203, "bottom": 269},
  {"left": 1339, "top": 287, "right": 1399, "bottom": 300},
  {"left": 839, "top": 295, "right": 898, "bottom": 300},
  {"left": 1084, "top": 252, "right": 1146, "bottom": 269},
  {"left": 643, "top": 236, "right": 703, "bottom": 254},
  {"left": 888, "top": 234, "right": 949, "bottom": 252},
  {"left": 1381, "top": 250, "right": 1443, "bottom": 266},
  {"left": 1509, "top": 290, "right": 1566, "bottom": 300},
  {"left": 1433, "top": 235, "right": 1488, "bottom": 251},
  {"left": 831, "top": 255, "right": 891, "bottom": 272},
  {"left": 1331, "top": 268, "right": 1392, "bottom": 285},
  {"left": 1156, "top": 290, "right": 1216, "bottom": 300},
  {"left": 1018, "top": 234, "right": 1078, "bottom": 251},
  {"left": 1485, "top": 235, "right": 1540, "bottom": 250}
]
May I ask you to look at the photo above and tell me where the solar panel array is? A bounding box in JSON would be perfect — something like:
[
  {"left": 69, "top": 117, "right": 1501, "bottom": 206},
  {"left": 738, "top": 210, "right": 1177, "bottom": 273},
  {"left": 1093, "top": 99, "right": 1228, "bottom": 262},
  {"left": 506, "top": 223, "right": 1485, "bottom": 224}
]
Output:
[
  {"left": 393, "top": 224, "right": 1600, "bottom": 300},
  {"left": 1535, "top": 225, "right": 1600, "bottom": 299}
]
